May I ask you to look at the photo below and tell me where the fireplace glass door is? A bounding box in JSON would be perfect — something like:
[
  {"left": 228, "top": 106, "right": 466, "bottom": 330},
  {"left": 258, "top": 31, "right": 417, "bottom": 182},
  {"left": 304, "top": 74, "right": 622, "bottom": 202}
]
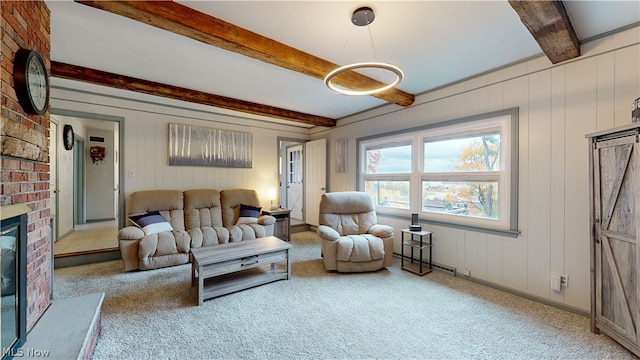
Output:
[
  {"left": 1, "top": 225, "right": 18, "bottom": 355},
  {"left": 0, "top": 208, "right": 27, "bottom": 359}
]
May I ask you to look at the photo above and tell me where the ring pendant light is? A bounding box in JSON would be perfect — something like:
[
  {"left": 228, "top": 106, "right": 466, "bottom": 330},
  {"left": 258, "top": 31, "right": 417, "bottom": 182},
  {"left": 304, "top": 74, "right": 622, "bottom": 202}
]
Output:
[
  {"left": 324, "top": 7, "right": 404, "bottom": 96},
  {"left": 324, "top": 61, "right": 404, "bottom": 96}
]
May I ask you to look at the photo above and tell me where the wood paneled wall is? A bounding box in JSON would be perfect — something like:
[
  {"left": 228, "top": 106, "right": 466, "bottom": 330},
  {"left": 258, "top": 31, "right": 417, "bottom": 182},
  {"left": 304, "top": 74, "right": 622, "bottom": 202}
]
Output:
[{"left": 316, "top": 26, "right": 639, "bottom": 311}]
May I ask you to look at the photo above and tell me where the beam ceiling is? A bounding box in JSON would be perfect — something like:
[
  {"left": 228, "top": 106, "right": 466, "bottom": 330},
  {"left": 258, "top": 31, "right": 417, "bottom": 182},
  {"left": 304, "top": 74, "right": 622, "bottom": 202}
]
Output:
[
  {"left": 51, "top": 61, "right": 336, "bottom": 127},
  {"left": 73, "top": 1, "right": 415, "bottom": 114},
  {"left": 508, "top": 0, "right": 580, "bottom": 64}
]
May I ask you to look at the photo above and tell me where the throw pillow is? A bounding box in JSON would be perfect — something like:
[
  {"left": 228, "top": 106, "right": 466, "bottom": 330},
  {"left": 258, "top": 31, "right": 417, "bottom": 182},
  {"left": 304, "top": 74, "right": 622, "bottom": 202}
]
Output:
[
  {"left": 129, "top": 211, "right": 174, "bottom": 235},
  {"left": 236, "top": 204, "right": 261, "bottom": 225}
]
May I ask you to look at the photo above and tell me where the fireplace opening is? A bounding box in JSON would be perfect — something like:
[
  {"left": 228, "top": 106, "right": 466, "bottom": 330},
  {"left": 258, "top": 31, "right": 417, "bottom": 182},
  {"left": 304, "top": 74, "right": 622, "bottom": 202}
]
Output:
[{"left": 0, "top": 205, "right": 28, "bottom": 359}]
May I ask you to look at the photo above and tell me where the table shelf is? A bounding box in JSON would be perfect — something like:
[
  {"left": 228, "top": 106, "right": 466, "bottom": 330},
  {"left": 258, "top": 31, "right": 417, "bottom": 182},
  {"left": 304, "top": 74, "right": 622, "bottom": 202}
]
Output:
[{"left": 401, "top": 228, "right": 432, "bottom": 276}]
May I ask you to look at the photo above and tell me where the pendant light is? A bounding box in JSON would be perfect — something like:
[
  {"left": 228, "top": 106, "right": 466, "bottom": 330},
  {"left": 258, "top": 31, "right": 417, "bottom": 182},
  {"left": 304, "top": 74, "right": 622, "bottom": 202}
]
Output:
[{"left": 324, "top": 7, "right": 404, "bottom": 96}]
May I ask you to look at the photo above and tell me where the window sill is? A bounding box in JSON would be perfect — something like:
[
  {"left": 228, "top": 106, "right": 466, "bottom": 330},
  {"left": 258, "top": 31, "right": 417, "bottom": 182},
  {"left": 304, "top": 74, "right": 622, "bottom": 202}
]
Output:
[{"left": 377, "top": 212, "right": 520, "bottom": 238}]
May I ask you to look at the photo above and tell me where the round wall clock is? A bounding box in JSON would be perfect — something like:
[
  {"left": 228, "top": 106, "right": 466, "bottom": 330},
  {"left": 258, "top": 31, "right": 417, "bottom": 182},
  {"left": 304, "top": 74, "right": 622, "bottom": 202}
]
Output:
[
  {"left": 13, "top": 48, "right": 49, "bottom": 115},
  {"left": 63, "top": 125, "right": 74, "bottom": 150}
]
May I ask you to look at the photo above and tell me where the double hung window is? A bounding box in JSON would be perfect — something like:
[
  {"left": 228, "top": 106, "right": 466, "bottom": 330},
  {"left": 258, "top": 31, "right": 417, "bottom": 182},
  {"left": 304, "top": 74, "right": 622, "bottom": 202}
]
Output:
[{"left": 358, "top": 109, "right": 518, "bottom": 235}]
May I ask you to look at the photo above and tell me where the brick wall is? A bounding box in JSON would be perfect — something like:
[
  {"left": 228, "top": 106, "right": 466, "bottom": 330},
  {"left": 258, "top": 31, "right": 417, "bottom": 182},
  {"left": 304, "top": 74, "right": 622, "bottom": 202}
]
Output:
[{"left": 1, "top": 1, "right": 52, "bottom": 330}]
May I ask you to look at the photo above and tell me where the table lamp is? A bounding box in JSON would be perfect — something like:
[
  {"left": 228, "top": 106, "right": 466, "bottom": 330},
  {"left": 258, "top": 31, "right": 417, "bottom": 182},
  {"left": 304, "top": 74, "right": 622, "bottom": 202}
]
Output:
[{"left": 267, "top": 188, "right": 278, "bottom": 210}]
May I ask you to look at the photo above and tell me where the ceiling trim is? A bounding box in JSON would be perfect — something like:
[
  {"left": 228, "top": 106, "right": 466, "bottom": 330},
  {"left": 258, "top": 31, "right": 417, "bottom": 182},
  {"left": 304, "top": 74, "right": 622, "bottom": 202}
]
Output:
[
  {"left": 74, "top": 0, "right": 415, "bottom": 107},
  {"left": 51, "top": 61, "right": 336, "bottom": 127},
  {"left": 508, "top": 0, "right": 580, "bottom": 64}
]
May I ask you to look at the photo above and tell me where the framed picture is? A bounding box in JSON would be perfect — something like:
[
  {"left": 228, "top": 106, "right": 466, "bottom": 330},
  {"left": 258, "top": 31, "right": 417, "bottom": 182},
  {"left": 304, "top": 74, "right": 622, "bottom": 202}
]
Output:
[{"left": 335, "top": 138, "right": 347, "bottom": 173}]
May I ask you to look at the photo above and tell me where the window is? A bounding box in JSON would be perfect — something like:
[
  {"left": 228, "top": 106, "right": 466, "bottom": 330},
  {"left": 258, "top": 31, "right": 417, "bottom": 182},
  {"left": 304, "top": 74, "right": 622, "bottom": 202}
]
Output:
[
  {"left": 358, "top": 109, "right": 518, "bottom": 236},
  {"left": 363, "top": 141, "right": 411, "bottom": 209}
]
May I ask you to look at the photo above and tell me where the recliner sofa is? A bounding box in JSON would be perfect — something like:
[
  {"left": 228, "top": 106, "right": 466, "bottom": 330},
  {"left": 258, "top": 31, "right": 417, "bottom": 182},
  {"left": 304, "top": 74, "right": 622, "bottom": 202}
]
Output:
[
  {"left": 118, "top": 188, "right": 275, "bottom": 271},
  {"left": 317, "top": 191, "right": 394, "bottom": 272}
]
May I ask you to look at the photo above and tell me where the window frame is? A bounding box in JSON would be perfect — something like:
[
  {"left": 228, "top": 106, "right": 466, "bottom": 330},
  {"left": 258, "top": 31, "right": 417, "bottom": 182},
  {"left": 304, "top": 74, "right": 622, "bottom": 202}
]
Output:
[
  {"left": 357, "top": 108, "right": 519, "bottom": 237},
  {"left": 361, "top": 136, "right": 414, "bottom": 213}
]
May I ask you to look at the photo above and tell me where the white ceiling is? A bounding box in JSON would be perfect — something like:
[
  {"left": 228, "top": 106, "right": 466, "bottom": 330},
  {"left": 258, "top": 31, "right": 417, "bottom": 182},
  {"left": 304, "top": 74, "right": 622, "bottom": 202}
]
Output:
[{"left": 46, "top": 1, "right": 640, "bottom": 126}]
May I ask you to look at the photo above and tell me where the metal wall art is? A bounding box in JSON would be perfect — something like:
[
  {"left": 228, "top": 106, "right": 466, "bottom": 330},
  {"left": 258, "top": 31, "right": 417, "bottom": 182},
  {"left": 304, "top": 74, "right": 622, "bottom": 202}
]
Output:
[{"left": 169, "top": 123, "right": 252, "bottom": 168}]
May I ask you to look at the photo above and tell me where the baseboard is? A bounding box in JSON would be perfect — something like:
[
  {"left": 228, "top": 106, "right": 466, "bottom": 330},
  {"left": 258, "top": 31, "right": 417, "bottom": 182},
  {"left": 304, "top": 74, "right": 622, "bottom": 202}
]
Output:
[
  {"left": 290, "top": 224, "right": 310, "bottom": 233},
  {"left": 392, "top": 252, "right": 588, "bottom": 317},
  {"left": 393, "top": 252, "right": 456, "bottom": 276},
  {"left": 459, "top": 274, "right": 589, "bottom": 317}
]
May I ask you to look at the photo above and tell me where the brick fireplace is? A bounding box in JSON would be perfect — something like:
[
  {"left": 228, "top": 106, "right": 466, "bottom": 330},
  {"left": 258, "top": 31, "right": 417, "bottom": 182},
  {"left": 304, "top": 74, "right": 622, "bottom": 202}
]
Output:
[{"left": 1, "top": 0, "right": 53, "bottom": 337}]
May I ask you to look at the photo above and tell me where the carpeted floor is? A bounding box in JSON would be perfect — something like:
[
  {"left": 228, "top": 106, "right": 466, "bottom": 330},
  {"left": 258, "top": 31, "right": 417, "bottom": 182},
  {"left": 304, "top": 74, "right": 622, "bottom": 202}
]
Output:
[{"left": 54, "top": 231, "right": 636, "bottom": 360}]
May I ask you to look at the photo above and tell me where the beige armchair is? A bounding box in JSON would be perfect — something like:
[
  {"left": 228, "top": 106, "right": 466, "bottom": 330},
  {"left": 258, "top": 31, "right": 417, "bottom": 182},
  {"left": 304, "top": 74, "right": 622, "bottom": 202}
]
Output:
[{"left": 317, "top": 191, "right": 394, "bottom": 272}]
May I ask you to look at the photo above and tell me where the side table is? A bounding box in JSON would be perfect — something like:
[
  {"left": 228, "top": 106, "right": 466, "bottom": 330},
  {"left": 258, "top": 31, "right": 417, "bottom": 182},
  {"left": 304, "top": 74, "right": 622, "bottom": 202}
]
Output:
[
  {"left": 262, "top": 208, "right": 291, "bottom": 241},
  {"left": 401, "top": 228, "right": 432, "bottom": 276}
]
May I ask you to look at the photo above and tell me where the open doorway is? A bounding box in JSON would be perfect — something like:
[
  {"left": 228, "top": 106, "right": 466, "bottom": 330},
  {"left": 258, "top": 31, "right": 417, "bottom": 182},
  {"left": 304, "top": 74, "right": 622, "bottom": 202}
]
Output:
[
  {"left": 278, "top": 138, "right": 305, "bottom": 225},
  {"left": 50, "top": 110, "right": 124, "bottom": 260},
  {"left": 277, "top": 137, "right": 327, "bottom": 227}
]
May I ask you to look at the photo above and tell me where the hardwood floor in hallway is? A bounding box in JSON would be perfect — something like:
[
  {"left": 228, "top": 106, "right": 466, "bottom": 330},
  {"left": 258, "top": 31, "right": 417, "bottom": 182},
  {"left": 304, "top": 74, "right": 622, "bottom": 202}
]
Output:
[{"left": 54, "top": 220, "right": 119, "bottom": 256}]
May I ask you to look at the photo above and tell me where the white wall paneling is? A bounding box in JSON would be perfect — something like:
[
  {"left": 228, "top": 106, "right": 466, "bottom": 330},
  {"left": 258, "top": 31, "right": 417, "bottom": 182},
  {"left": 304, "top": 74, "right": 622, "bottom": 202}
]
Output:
[
  {"left": 320, "top": 26, "right": 639, "bottom": 311},
  {"left": 51, "top": 86, "right": 309, "bottom": 213},
  {"left": 51, "top": 25, "right": 638, "bottom": 312}
]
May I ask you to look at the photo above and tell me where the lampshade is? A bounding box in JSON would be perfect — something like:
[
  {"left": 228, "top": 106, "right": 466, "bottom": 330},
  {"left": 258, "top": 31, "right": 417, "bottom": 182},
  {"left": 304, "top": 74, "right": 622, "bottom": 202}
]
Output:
[
  {"left": 267, "top": 188, "right": 277, "bottom": 209},
  {"left": 267, "top": 188, "right": 277, "bottom": 201}
]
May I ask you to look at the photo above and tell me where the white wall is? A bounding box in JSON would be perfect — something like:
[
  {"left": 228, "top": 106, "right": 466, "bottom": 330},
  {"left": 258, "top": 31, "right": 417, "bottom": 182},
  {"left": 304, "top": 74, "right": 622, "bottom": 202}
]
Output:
[
  {"left": 50, "top": 87, "right": 311, "bottom": 215},
  {"left": 51, "top": 115, "right": 87, "bottom": 238},
  {"left": 85, "top": 128, "right": 115, "bottom": 220},
  {"left": 312, "top": 26, "right": 639, "bottom": 312},
  {"left": 50, "top": 25, "right": 638, "bottom": 312}
]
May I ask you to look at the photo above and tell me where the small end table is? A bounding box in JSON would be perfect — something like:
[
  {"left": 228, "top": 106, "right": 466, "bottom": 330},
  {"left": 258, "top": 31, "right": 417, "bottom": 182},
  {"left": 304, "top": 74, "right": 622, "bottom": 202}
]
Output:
[
  {"left": 262, "top": 208, "right": 291, "bottom": 241},
  {"left": 401, "top": 228, "right": 432, "bottom": 276}
]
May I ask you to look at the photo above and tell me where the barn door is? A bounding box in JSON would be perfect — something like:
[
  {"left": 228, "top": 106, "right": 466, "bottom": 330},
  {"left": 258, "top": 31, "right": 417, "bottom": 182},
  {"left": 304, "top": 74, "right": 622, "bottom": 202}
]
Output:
[{"left": 592, "top": 134, "right": 638, "bottom": 344}]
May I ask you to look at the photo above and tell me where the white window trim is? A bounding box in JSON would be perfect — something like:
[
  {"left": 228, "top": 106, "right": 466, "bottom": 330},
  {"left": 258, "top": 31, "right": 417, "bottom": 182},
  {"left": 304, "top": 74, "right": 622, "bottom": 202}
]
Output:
[{"left": 357, "top": 108, "right": 520, "bottom": 237}]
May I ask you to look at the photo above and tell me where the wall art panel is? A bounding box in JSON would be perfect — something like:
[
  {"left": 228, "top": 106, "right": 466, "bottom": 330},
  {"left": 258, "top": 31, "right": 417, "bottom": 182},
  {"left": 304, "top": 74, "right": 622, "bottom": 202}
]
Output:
[{"left": 169, "top": 123, "right": 252, "bottom": 168}]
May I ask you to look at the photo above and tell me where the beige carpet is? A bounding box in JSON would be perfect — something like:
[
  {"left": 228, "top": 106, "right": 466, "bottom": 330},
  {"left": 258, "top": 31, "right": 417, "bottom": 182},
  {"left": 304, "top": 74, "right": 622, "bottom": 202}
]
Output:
[{"left": 54, "top": 231, "right": 636, "bottom": 360}]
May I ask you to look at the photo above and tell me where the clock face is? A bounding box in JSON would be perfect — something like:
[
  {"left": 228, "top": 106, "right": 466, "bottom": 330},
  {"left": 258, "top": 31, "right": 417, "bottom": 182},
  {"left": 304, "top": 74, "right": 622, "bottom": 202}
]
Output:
[
  {"left": 63, "top": 125, "right": 74, "bottom": 150},
  {"left": 27, "top": 57, "right": 48, "bottom": 112},
  {"left": 13, "top": 49, "right": 49, "bottom": 115}
]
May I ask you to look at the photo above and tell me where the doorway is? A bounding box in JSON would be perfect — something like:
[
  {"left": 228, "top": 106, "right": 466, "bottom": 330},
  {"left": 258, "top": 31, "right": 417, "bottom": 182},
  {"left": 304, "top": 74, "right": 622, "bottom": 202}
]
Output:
[
  {"left": 286, "top": 143, "right": 303, "bottom": 220},
  {"left": 278, "top": 138, "right": 327, "bottom": 226},
  {"left": 50, "top": 110, "right": 124, "bottom": 259}
]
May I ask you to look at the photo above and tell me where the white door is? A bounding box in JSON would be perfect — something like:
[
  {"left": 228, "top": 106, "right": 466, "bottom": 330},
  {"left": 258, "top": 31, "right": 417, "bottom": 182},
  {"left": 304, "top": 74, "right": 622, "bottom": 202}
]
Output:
[
  {"left": 305, "top": 138, "right": 326, "bottom": 227},
  {"left": 286, "top": 144, "right": 303, "bottom": 220}
]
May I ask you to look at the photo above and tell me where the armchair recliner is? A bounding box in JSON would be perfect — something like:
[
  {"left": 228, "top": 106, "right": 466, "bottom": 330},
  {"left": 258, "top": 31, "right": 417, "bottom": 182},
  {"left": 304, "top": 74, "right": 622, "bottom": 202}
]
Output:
[{"left": 317, "top": 191, "right": 394, "bottom": 272}]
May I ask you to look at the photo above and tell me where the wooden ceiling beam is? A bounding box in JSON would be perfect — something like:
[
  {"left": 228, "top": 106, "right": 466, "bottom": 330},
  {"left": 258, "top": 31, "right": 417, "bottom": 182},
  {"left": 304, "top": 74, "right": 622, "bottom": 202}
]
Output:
[
  {"left": 509, "top": 0, "right": 580, "bottom": 64},
  {"left": 51, "top": 61, "right": 336, "bottom": 127},
  {"left": 75, "top": 0, "right": 415, "bottom": 107}
]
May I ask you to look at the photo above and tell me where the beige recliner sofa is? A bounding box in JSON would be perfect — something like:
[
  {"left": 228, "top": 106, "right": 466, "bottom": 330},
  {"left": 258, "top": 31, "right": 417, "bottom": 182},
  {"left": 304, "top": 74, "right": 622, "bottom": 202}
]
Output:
[
  {"left": 118, "top": 188, "right": 275, "bottom": 271},
  {"left": 317, "top": 191, "right": 394, "bottom": 272}
]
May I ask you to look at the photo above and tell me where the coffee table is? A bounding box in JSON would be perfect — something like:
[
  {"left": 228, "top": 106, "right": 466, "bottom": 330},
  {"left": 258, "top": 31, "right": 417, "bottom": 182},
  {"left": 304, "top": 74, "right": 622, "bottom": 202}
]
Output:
[{"left": 190, "top": 236, "right": 292, "bottom": 305}]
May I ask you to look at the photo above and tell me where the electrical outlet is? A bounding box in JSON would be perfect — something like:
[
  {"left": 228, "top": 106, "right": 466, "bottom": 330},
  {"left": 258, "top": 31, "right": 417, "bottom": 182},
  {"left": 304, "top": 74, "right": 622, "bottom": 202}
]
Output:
[
  {"left": 551, "top": 272, "right": 568, "bottom": 290},
  {"left": 463, "top": 269, "right": 471, "bottom": 277},
  {"left": 560, "top": 274, "right": 568, "bottom": 288}
]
